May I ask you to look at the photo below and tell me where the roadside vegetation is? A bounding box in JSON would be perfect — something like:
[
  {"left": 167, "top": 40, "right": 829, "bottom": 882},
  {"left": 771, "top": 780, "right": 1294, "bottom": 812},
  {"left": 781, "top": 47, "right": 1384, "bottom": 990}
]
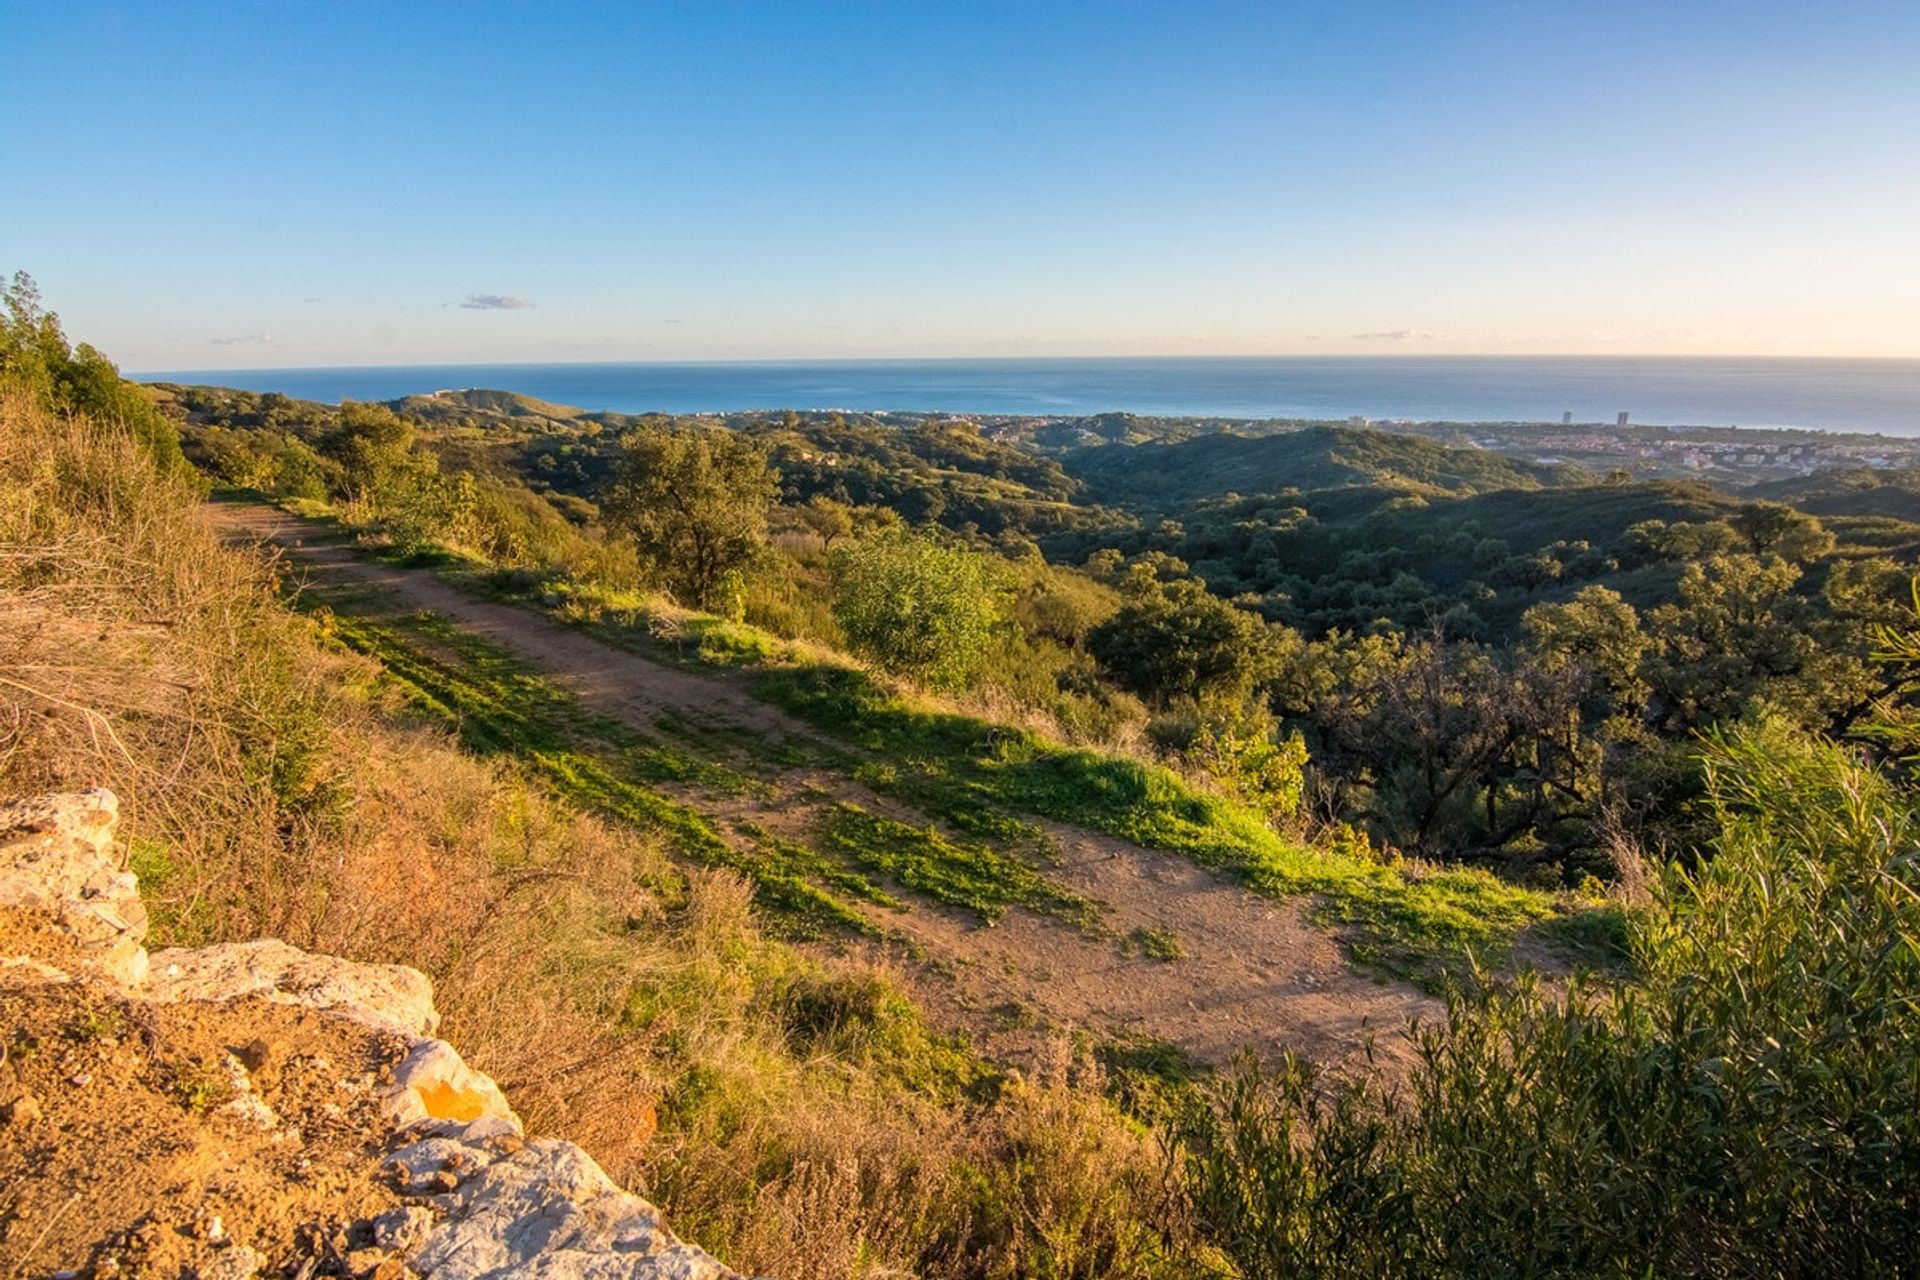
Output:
[{"left": 0, "top": 294, "right": 1186, "bottom": 1279}]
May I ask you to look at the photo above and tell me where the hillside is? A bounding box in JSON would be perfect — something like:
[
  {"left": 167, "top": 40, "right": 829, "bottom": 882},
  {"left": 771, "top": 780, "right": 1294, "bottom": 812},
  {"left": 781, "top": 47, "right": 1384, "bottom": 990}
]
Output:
[
  {"left": 1063, "top": 423, "right": 1561, "bottom": 506},
  {"left": 10, "top": 285, "right": 1920, "bottom": 1271},
  {"left": 389, "top": 387, "right": 603, "bottom": 426},
  {"left": 1748, "top": 466, "right": 1920, "bottom": 521}
]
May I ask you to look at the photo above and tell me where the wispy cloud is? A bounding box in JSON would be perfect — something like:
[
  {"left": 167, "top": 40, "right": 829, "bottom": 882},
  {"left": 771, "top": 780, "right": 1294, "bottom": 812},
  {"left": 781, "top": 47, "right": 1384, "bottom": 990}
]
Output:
[
  {"left": 210, "top": 332, "right": 274, "bottom": 346},
  {"left": 1349, "top": 329, "right": 1439, "bottom": 341},
  {"left": 459, "top": 293, "right": 537, "bottom": 310}
]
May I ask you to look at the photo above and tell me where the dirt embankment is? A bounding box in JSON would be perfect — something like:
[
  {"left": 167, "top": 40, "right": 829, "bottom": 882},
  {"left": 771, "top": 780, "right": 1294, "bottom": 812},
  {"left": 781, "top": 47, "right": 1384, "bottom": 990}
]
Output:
[{"left": 0, "top": 789, "right": 736, "bottom": 1280}]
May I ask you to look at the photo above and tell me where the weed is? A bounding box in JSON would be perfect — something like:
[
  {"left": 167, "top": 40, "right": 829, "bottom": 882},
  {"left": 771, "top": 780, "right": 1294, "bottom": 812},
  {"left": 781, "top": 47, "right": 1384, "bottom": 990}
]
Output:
[
  {"left": 68, "top": 1004, "right": 128, "bottom": 1043},
  {"left": 171, "top": 1060, "right": 236, "bottom": 1115},
  {"left": 1123, "top": 927, "right": 1184, "bottom": 961}
]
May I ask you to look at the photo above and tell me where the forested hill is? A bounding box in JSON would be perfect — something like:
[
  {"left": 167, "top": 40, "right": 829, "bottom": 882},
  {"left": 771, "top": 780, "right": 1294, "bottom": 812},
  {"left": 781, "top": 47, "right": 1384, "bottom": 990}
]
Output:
[
  {"left": 1063, "top": 423, "right": 1560, "bottom": 506},
  {"left": 1746, "top": 466, "right": 1920, "bottom": 522},
  {"left": 145, "top": 351, "right": 1920, "bottom": 886}
]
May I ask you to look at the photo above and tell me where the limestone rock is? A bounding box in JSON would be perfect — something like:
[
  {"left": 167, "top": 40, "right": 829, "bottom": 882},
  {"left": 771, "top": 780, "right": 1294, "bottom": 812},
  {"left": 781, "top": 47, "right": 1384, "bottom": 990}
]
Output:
[
  {"left": 145, "top": 939, "right": 439, "bottom": 1036},
  {"left": 0, "top": 789, "right": 148, "bottom": 985},
  {"left": 400, "top": 1138, "right": 734, "bottom": 1280},
  {"left": 383, "top": 1039, "right": 521, "bottom": 1140}
]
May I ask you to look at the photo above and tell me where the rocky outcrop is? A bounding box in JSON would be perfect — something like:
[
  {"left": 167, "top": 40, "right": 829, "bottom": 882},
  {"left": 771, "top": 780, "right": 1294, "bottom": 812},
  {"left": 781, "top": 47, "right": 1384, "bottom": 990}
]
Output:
[
  {"left": 0, "top": 791, "right": 741, "bottom": 1280},
  {"left": 0, "top": 789, "right": 147, "bottom": 985}
]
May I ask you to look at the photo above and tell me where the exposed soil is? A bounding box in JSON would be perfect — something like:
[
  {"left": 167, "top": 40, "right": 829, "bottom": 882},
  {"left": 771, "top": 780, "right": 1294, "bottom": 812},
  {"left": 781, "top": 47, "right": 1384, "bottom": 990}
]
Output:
[
  {"left": 203, "top": 502, "right": 1441, "bottom": 1075},
  {"left": 0, "top": 974, "right": 408, "bottom": 1279}
]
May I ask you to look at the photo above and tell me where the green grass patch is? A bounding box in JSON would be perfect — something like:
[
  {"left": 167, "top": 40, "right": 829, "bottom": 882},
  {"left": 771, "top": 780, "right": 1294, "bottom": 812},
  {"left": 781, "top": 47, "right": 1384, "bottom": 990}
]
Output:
[
  {"left": 814, "top": 802, "right": 1102, "bottom": 929},
  {"left": 315, "top": 607, "right": 877, "bottom": 939},
  {"left": 1123, "top": 927, "right": 1185, "bottom": 962},
  {"left": 1529, "top": 900, "right": 1636, "bottom": 973},
  {"left": 753, "top": 663, "right": 1578, "bottom": 986}
]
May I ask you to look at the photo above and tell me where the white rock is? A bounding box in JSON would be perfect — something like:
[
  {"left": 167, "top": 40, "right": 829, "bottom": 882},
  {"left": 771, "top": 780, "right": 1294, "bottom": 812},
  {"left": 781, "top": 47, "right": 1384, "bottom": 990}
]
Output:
[
  {"left": 144, "top": 939, "right": 438, "bottom": 1036},
  {"left": 383, "top": 1040, "right": 521, "bottom": 1137},
  {"left": 194, "top": 1244, "right": 260, "bottom": 1280},
  {"left": 0, "top": 789, "right": 148, "bottom": 986},
  {"left": 405, "top": 1139, "right": 735, "bottom": 1280}
]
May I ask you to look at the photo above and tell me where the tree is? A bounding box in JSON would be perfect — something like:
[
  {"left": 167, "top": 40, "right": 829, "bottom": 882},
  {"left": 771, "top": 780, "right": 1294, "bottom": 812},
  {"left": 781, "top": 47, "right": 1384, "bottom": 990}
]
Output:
[
  {"left": 1733, "top": 501, "right": 1833, "bottom": 561},
  {"left": 1088, "top": 565, "right": 1282, "bottom": 707},
  {"left": 320, "top": 401, "right": 416, "bottom": 502},
  {"left": 604, "top": 425, "right": 778, "bottom": 609},
  {"left": 1521, "top": 585, "right": 1649, "bottom": 724},
  {"left": 830, "top": 529, "right": 1003, "bottom": 688},
  {"left": 0, "top": 271, "right": 185, "bottom": 471},
  {"left": 797, "top": 493, "right": 855, "bottom": 548}
]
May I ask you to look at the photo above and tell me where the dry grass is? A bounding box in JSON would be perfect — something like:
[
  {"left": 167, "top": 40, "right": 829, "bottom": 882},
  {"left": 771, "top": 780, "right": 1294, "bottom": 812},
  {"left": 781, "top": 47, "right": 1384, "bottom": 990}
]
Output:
[{"left": 0, "top": 387, "right": 1185, "bottom": 1279}]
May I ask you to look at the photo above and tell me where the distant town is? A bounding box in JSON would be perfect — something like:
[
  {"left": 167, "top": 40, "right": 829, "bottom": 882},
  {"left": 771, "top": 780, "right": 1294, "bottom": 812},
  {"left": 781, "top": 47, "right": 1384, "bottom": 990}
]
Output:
[{"left": 965, "top": 410, "right": 1920, "bottom": 487}]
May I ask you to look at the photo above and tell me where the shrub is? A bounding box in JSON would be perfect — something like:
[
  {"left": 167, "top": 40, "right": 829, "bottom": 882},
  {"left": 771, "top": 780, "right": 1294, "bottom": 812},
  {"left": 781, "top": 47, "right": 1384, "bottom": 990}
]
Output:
[
  {"left": 1178, "top": 714, "right": 1920, "bottom": 1277},
  {"left": 830, "top": 529, "right": 1005, "bottom": 689}
]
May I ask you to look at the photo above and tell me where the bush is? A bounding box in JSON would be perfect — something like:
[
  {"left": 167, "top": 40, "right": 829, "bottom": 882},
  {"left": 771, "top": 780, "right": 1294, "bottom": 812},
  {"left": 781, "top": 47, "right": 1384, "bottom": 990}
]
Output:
[{"left": 831, "top": 529, "right": 1005, "bottom": 689}]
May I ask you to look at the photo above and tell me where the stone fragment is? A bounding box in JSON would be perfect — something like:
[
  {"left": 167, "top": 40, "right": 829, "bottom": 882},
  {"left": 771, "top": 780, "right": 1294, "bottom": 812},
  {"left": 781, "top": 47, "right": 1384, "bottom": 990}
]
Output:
[
  {"left": 218, "top": 1093, "right": 279, "bottom": 1130},
  {"left": 1, "top": 1093, "right": 42, "bottom": 1125},
  {"left": 144, "top": 940, "right": 438, "bottom": 1036},
  {"left": 194, "top": 1245, "right": 261, "bottom": 1280},
  {"left": 382, "top": 1040, "right": 520, "bottom": 1137}
]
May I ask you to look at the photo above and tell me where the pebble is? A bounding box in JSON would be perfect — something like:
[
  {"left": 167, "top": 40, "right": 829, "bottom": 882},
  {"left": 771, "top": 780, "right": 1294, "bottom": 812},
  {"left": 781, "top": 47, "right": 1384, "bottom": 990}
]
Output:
[
  {"left": 67, "top": 1072, "right": 92, "bottom": 1088},
  {"left": 195, "top": 1244, "right": 261, "bottom": 1280},
  {"left": 1, "top": 1094, "right": 42, "bottom": 1125},
  {"left": 218, "top": 1093, "right": 279, "bottom": 1130}
]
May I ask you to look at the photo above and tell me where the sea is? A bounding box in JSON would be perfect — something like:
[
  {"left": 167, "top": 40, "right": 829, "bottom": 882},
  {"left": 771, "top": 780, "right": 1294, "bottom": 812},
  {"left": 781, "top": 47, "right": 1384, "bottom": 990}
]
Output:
[{"left": 133, "top": 356, "right": 1920, "bottom": 436}]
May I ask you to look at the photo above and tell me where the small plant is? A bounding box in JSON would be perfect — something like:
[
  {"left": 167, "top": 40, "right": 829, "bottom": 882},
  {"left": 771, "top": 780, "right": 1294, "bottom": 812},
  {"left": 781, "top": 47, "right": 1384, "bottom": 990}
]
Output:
[
  {"left": 171, "top": 1060, "right": 237, "bottom": 1115},
  {"left": 68, "top": 1004, "right": 127, "bottom": 1043},
  {"left": 1123, "top": 926, "right": 1185, "bottom": 962}
]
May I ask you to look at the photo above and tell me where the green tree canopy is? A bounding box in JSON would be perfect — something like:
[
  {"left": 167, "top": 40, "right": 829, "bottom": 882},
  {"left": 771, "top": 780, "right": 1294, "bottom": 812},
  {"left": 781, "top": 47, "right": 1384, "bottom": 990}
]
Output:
[
  {"left": 320, "top": 401, "right": 417, "bottom": 501},
  {"left": 604, "top": 425, "right": 779, "bottom": 609},
  {"left": 1088, "top": 564, "right": 1283, "bottom": 707},
  {"left": 1, "top": 271, "right": 184, "bottom": 471}
]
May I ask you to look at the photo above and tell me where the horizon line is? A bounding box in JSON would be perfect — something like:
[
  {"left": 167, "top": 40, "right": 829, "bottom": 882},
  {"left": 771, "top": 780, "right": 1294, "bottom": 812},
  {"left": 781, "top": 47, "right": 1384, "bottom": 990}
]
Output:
[{"left": 131, "top": 350, "right": 1920, "bottom": 378}]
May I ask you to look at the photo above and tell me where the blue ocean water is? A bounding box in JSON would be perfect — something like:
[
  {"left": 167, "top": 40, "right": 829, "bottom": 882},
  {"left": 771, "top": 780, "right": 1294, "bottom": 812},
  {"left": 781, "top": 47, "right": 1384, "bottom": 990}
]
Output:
[{"left": 135, "top": 356, "right": 1920, "bottom": 436}]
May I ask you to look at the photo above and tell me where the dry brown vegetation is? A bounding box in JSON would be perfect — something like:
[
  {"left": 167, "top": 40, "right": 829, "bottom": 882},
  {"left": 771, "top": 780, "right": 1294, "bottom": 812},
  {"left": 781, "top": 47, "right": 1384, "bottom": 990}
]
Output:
[{"left": 0, "top": 389, "right": 1185, "bottom": 1276}]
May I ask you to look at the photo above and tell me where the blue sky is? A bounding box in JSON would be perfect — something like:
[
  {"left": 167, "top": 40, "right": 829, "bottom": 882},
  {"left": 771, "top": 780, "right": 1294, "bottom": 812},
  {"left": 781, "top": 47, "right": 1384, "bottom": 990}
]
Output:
[{"left": 4, "top": 1, "right": 1917, "bottom": 368}]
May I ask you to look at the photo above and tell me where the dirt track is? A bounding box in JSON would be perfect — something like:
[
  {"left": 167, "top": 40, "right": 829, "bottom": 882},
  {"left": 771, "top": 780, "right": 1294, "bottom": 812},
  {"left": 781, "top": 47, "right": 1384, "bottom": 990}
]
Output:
[{"left": 205, "top": 502, "right": 1439, "bottom": 1074}]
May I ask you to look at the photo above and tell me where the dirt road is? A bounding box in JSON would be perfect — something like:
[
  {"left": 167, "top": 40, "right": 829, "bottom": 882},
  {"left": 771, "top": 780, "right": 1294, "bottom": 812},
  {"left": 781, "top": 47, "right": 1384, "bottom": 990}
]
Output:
[{"left": 206, "top": 502, "right": 1439, "bottom": 1074}]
